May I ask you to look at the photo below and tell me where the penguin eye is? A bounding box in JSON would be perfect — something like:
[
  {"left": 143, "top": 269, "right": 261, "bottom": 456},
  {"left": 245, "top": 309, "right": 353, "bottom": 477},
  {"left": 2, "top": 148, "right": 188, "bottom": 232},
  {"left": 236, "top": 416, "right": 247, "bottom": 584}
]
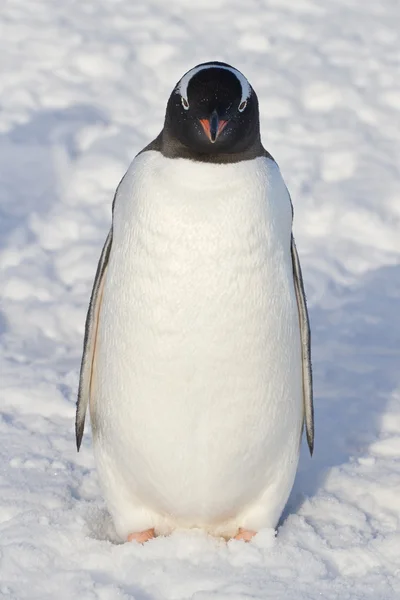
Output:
[
  {"left": 238, "top": 100, "right": 247, "bottom": 112},
  {"left": 181, "top": 97, "right": 189, "bottom": 110}
]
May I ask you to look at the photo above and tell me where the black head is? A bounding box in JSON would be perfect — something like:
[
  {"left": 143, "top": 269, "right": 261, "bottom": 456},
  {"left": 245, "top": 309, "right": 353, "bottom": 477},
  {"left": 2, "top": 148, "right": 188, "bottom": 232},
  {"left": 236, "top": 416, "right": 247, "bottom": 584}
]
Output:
[{"left": 154, "top": 62, "right": 268, "bottom": 163}]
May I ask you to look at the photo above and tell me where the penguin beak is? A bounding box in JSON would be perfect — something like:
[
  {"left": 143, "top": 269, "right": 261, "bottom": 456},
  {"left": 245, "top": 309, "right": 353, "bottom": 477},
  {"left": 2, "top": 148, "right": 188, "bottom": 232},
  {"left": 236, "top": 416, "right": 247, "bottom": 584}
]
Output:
[{"left": 199, "top": 110, "right": 229, "bottom": 143}]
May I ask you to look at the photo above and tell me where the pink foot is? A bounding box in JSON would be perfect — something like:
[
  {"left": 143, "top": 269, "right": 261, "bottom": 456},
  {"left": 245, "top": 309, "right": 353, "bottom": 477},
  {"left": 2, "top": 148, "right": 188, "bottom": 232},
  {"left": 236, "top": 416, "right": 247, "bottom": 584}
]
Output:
[
  {"left": 234, "top": 528, "right": 257, "bottom": 542},
  {"left": 127, "top": 528, "right": 155, "bottom": 544}
]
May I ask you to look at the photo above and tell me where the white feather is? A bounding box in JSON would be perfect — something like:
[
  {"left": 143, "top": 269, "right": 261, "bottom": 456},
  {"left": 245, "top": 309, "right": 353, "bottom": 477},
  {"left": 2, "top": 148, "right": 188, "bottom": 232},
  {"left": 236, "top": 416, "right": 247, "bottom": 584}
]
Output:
[{"left": 91, "top": 152, "right": 303, "bottom": 539}]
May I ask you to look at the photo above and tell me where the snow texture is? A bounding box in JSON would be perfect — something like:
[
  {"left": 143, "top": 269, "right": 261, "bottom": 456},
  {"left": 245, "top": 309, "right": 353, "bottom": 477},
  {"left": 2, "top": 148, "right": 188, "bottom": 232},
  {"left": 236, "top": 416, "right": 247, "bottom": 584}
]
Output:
[{"left": 0, "top": 0, "right": 399, "bottom": 598}]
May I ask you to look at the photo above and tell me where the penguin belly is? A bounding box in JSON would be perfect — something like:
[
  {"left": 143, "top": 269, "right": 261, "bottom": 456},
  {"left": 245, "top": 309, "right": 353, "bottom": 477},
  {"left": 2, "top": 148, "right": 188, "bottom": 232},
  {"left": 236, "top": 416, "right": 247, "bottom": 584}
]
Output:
[{"left": 91, "top": 152, "right": 303, "bottom": 539}]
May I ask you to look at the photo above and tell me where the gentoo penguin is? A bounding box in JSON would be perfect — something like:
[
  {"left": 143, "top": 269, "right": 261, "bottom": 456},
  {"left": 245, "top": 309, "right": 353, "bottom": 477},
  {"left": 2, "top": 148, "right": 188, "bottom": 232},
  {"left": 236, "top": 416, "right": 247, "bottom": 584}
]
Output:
[{"left": 76, "top": 61, "right": 313, "bottom": 544}]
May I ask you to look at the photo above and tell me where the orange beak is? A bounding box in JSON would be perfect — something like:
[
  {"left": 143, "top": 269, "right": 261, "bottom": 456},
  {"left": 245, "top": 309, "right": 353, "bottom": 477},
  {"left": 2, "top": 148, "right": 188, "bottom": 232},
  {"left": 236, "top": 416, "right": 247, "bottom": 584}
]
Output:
[{"left": 199, "top": 111, "right": 229, "bottom": 143}]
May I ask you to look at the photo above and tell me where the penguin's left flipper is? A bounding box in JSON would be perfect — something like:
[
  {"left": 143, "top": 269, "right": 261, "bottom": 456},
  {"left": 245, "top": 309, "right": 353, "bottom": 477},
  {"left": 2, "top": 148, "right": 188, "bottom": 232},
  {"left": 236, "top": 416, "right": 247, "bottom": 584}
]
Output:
[
  {"left": 75, "top": 227, "right": 113, "bottom": 451},
  {"left": 291, "top": 235, "right": 314, "bottom": 455}
]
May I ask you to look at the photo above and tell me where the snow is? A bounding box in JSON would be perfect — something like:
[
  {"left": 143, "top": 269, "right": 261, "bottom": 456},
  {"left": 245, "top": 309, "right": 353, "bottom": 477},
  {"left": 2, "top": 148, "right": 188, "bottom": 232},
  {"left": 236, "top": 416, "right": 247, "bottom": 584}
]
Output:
[{"left": 0, "top": 0, "right": 399, "bottom": 598}]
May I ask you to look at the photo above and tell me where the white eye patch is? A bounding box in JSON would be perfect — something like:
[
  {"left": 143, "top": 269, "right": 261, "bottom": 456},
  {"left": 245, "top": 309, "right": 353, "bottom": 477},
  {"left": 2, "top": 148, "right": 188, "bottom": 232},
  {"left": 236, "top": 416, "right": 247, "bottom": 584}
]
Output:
[{"left": 177, "top": 64, "right": 251, "bottom": 111}]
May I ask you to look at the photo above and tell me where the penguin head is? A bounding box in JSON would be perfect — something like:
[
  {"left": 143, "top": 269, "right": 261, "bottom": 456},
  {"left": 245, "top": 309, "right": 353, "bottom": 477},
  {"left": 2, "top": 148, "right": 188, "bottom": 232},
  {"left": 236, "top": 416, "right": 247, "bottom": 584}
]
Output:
[{"left": 162, "top": 62, "right": 261, "bottom": 159}]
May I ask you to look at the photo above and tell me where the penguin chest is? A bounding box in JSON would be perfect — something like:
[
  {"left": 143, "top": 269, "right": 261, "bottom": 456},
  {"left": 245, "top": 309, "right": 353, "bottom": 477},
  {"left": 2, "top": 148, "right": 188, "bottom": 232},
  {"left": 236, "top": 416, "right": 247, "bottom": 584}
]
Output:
[{"left": 92, "top": 153, "right": 303, "bottom": 520}]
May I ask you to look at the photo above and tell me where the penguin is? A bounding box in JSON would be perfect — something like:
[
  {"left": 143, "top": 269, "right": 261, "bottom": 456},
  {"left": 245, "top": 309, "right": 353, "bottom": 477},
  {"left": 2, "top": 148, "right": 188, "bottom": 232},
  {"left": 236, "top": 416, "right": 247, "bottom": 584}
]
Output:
[{"left": 76, "top": 61, "right": 313, "bottom": 544}]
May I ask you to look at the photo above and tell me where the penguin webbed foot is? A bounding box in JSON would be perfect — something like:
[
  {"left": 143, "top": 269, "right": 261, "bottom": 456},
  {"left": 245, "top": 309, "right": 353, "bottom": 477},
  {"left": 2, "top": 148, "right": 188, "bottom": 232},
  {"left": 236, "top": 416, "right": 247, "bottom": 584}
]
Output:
[
  {"left": 127, "top": 528, "right": 156, "bottom": 543},
  {"left": 125, "top": 527, "right": 257, "bottom": 543},
  {"left": 233, "top": 528, "right": 257, "bottom": 542}
]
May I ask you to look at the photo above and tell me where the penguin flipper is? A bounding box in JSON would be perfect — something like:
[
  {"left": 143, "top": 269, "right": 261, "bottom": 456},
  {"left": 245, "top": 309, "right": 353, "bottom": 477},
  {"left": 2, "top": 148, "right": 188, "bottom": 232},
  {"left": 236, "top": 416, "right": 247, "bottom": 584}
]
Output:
[
  {"left": 75, "top": 227, "right": 112, "bottom": 451},
  {"left": 291, "top": 235, "right": 314, "bottom": 455}
]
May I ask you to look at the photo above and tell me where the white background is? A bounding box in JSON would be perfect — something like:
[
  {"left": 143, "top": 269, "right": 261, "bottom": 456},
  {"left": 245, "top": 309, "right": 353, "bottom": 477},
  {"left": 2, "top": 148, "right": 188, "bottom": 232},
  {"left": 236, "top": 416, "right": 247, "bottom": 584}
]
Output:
[{"left": 0, "top": 0, "right": 399, "bottom": 598}]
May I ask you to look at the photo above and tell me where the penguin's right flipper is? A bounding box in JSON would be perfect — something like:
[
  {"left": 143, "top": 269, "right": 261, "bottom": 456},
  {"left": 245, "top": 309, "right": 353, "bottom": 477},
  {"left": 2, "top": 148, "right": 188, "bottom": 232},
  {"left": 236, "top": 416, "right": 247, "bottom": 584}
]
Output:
[{"left": 75, "top": 227, "right": 112, "bottom": 451}]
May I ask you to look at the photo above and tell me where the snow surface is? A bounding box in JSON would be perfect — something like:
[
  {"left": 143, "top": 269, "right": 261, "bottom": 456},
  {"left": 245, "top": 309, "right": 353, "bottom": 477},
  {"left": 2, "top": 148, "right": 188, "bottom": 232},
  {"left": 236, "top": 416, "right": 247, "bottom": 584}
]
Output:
[{"left": 1, "top": 0, "right": 400, "bottom": 598}]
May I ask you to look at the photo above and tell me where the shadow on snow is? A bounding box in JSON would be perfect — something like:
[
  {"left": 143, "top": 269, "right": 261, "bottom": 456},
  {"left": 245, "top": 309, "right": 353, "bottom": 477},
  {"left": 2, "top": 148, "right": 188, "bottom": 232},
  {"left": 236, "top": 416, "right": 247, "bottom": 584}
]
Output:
[
  {"left": 0, "top": 104, "right": 109, "bottom": 251},
  {"left": 283, "top": 263, "right": 400, "bottom": 522}
]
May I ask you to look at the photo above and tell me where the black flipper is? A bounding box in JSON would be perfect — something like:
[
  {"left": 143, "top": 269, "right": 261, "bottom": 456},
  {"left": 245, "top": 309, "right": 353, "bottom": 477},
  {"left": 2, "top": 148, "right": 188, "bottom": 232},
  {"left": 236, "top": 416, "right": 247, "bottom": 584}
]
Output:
[
  {"left": 291, "top": 235, "right": 314, "bottom": 455},
  {"left": 75, "top": 227, "right": 113, "bottom": 451}
]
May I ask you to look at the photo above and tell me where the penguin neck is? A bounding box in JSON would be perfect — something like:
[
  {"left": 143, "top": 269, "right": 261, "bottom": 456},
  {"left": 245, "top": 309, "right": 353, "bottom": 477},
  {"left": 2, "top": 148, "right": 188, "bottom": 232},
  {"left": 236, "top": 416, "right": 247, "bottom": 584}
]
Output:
[{"left": 139, "top": 129, "right": 274, "bottom": 165}]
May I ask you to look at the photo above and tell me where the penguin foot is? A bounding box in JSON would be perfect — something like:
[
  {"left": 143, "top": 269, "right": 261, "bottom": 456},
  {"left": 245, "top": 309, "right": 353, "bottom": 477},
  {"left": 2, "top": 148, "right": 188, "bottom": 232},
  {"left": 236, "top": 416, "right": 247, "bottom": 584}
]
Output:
[
  {"left": 233, "top": 528, "right": 257, "bottom": 542},
  {"left": 127, "top": 528, "right": 155, "bottom": 543}
]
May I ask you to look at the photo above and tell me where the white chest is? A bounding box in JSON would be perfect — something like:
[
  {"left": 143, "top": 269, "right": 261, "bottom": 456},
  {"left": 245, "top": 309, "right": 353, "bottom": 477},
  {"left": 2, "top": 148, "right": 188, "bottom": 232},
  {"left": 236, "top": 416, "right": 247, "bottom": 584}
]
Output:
[
  {"left": 93, "top": 152, "right": 302, "bottom": 523},
  {"left": 109, "top": 152, "right": 293, "bottom": 331}
]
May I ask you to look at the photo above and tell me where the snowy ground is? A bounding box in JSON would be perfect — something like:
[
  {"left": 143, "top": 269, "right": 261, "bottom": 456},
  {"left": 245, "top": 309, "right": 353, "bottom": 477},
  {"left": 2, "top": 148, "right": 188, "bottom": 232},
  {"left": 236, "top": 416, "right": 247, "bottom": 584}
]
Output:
[{"left": 1, "top": 0, "right": 400, "bottom": 598}]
